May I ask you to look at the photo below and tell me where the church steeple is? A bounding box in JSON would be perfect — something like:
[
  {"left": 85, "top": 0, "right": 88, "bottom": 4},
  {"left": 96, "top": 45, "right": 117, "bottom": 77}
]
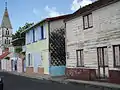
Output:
[
  {"left": 5, "top": 1, "right": 7, "bottom": 10},
  {"left": 1, "top": 2, "right": 12, "bottom": 29}
]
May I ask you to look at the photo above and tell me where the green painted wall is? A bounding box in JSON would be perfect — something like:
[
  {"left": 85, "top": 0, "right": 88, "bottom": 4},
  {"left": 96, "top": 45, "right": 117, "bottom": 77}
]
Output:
[{"left": 26, "top": 23, "right": 50, "bottom": 74}]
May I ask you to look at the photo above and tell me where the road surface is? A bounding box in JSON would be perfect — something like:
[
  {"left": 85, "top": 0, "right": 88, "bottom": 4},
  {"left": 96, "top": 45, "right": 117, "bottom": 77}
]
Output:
[
  {"left": 0, "top": 72, "right": 117, "bottom": 90},
  {"left": 0, "top": 72, "right": 84, "bottom": 90}
]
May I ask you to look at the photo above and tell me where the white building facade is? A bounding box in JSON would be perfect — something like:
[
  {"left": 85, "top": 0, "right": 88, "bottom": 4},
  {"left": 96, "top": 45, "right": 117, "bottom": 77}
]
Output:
[{"left": 65, "top": 0, "right": 120, "bottom": 84}]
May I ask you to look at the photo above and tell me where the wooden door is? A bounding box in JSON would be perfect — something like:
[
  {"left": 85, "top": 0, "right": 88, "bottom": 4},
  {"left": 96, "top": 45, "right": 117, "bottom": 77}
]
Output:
[{"left": 97, "top": 47, "right": 109, "bottom": 79}]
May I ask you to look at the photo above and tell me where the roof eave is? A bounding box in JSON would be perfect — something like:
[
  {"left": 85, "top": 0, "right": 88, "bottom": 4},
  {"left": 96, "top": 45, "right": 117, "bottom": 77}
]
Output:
[{"left": 64, "top": 0, "right": 120, "bottom": 22}]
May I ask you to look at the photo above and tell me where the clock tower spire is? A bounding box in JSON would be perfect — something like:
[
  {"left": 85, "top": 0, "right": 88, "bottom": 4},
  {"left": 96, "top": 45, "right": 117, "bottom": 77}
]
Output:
[{"left": 0, "top": 1, "right": 12, "bottom": 49}]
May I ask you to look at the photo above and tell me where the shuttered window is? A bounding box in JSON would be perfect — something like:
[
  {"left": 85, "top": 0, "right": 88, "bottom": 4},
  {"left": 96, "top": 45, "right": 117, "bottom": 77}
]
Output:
[
  {"left": 97, "top": 47, "right": 108, "bottom": 67},
  {"left": 113, "top": 45, "right": 120, "bottom": 67},
  {"left": 83, "top": 13, "right": 93, "bottom": 29},
  {"left": 76, "top": 49, "right": 84, "bottom": 67},
  {"left": 28, "top": 53, "right": 32, "bottom": 66}
]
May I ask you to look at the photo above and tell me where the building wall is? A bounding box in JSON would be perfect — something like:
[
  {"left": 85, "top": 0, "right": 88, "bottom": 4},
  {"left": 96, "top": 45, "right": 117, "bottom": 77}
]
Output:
[
  {"left": 49, "top": 66, "right": 66, "bottom": 76},
  {"left": 26, "top": 23, "right": 49, "bottom": 74},
  {"left": 0, "top": 28, "right": 12, "bottom": 46},
  {"left": 50, "top": 19, "right": 65, "bottom": 32},
  {"left": 49, "top": 19, "right": 66, "bottom": 76},
  {"left": 66, "top": 1, "right": 120, "bottom": 71},
  {"left": 0, "top": 28, "right": 2, "bottom": 45},
  {"left": 1, "top": 59, "right": 7, "bottom": 70},
  {"left": 17, "top": 58, "right": 23, "bottom": 73}
]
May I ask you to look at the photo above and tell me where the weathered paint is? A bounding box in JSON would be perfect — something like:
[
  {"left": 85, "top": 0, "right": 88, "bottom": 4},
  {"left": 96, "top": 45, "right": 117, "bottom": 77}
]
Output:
[
  {"left": 49, "top": 66, "right": 65, "bottom": 76},
  {"left": 26, "top": 23, "right": 49, "bottom": 74},
  {"left": 6, "top": 60, "right": 11, "bottom": 71},
  {"left": 1, "top": 59, "right": 7, "bottom": 70},
  {"left": 109, "top": 70, "right": 120, "bottom": 84},
  {"left": 66, "top": 1, "right": 120, "bottom": 81},
  {"left": 66, "top": 68, "right": 96, "bottom": 81},
  {"left": 17, "top": 58, "right": 23, "bottom": 73}
]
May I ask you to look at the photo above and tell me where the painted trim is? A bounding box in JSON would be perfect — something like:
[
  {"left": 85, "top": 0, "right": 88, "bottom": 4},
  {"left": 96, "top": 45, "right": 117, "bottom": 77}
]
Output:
[
  {"left": 83, "top": 13, "right": 93, "bottom": 30},
  {"left": 50, "top": 66, "right": 65, "bottom": 76},
  {"left": 76, "top": 49, "right": 84, "bottom": 67},
  {"left": 48, "top": 21, "right": 51, "bottom": 67},
  {"left": 113, "top": 45, "right": 120, "bottom": 68}
]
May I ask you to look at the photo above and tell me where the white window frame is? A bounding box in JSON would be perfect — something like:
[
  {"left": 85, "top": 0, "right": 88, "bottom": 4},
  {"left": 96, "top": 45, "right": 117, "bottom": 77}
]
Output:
[
  {"left": 76, "top": 49, "right": 84, "bottom": 67},
  {"left": 83, "top": 13, "right": 93, "bottom": 30}
]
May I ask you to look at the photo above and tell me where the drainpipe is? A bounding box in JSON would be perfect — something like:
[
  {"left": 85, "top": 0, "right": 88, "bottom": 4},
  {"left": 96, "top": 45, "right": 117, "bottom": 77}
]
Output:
[{"left": 48, "top": 21, "right": 51, "bottom": 74}]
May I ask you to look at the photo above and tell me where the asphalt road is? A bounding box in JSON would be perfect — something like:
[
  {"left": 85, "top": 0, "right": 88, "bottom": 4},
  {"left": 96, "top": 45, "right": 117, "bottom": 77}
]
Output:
[
  {"left": 0, "top": 72, "right": 118, "bottom": 90},
  {"left": 0, "top": 72, "right": 85, "bottom": 90}
]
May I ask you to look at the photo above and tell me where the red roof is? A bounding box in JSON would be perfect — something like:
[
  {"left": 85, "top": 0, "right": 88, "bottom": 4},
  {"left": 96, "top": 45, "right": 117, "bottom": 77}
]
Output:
[
  {"left": 0, "top": 49, "right": 10, "bottom": 60},
  {"left": 46, "top": 14, "right": 71, "bottom": 21},
  {"left": 23, "top": 14, "right": 71, "bottom": 33}
]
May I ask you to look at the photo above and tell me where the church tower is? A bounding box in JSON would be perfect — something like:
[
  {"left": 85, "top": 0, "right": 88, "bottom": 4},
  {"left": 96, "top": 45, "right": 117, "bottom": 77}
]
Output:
[{"left": 0, "top": 2, "right": 12, "bottom": 50}]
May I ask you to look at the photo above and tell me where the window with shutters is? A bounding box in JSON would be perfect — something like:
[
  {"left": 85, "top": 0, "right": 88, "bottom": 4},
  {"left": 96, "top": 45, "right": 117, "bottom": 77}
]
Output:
[
  {"left": 76, "top": 49, "right": 84, "bottom": 67},
  {"left": 8, "top": 30, "right": 9, "bottom": 35},
  {"left": 83, "top": 13, "right": 93, "bottom": 30},
  {"left": 113, "top": 45, "right": 120, "bottom": 67},
  {"left": 41, "top": 25, "right": 46, "bottom": 39},
  {"left": 33, "top": 29, "right": 35, "bottom": 42},
  {"left": 9, "top": 39, "right": 10, "bottom": 44},
  {"left": 41, "top": 26, "right": 44, "bottom": 39},
  {"left": 6, "top": 37, "right": 8, "bottom": 44},
  {"left": 28, "top": 53, "right": 32, "bottom": 66},
  {"left": 5, "top": 39, "right": 6, "bottom": 44},
  {"left": 66, "top": 52, "right": 70, "bottom": 59},
  {"left": 6, "top": 30, "right": 7, "bottom": 35}
]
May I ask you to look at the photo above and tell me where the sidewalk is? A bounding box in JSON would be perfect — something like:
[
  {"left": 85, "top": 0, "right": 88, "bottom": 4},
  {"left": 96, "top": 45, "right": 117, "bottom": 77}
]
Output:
[
  {"left": 2, "top": 71, "right": 120, "bottom": 89},
  {"left": 66, "top": 79, "right": 120, "bottom": 89}
]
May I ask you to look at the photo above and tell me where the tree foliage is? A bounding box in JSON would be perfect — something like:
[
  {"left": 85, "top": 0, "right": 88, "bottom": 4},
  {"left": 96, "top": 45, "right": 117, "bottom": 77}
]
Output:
[
  {"left": 12, "top": 23, "right": 34, "bottom": 46},
  {"left": 15, "top": 47, "right": 22, "bottom": 53},
  {"left": 12, "top": 23, "right": 34, "bottom": 40}
]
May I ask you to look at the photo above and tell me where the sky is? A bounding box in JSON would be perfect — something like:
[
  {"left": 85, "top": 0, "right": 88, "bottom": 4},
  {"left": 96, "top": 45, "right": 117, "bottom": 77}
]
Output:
[{"left": 0, "top": 0, "right": 96, "bottom": 33}]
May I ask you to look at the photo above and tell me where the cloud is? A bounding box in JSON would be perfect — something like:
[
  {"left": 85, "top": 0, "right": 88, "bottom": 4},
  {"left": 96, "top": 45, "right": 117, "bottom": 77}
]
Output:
[
  {"left": 33, "top": 8, "right": 40, "bottom": 16},
  {"left": 44, "top": 6, "right": 63, "bottom": 17},
  {"left": 71, "top": 0, "right": 93, "bottom": 11}
]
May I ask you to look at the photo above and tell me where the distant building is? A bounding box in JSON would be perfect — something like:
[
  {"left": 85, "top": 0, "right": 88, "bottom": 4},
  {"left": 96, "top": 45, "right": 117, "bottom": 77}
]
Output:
[
  {"left": 0, "top": 2, "right": 12, "bottom": 50},
  {"left": 0, "top": 2, "right": 15, "bottom": 72}
]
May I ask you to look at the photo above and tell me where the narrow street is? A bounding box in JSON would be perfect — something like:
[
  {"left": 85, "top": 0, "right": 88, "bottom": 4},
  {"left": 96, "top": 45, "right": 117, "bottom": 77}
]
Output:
[
  {"left": 0, "top": 72, "right": 119, "bottom": 90},
  {"left": 0, "top": 72, "right": 83, "bottom": 90}
]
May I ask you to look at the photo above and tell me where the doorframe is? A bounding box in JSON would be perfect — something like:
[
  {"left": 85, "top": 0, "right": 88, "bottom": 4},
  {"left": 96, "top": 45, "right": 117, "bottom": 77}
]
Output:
[{"left": 97, "top": 46, "right": 108, "bottom": 79}]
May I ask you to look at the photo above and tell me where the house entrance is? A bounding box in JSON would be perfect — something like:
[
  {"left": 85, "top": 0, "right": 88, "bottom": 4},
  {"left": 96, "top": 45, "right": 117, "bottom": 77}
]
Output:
[{"left": 97, "top": 47, "right": 109, "bottom": 79}]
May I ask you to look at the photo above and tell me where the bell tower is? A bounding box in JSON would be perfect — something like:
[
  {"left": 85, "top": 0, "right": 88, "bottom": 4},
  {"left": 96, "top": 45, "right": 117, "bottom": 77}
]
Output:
[{"left": 0, "top": 2, "right": 12, "bottom": 50}]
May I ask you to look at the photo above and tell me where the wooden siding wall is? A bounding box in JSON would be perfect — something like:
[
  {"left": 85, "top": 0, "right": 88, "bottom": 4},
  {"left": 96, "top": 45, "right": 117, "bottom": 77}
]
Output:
[{"left": 66, "top": 1, "right": 120, "bottom": 71}]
